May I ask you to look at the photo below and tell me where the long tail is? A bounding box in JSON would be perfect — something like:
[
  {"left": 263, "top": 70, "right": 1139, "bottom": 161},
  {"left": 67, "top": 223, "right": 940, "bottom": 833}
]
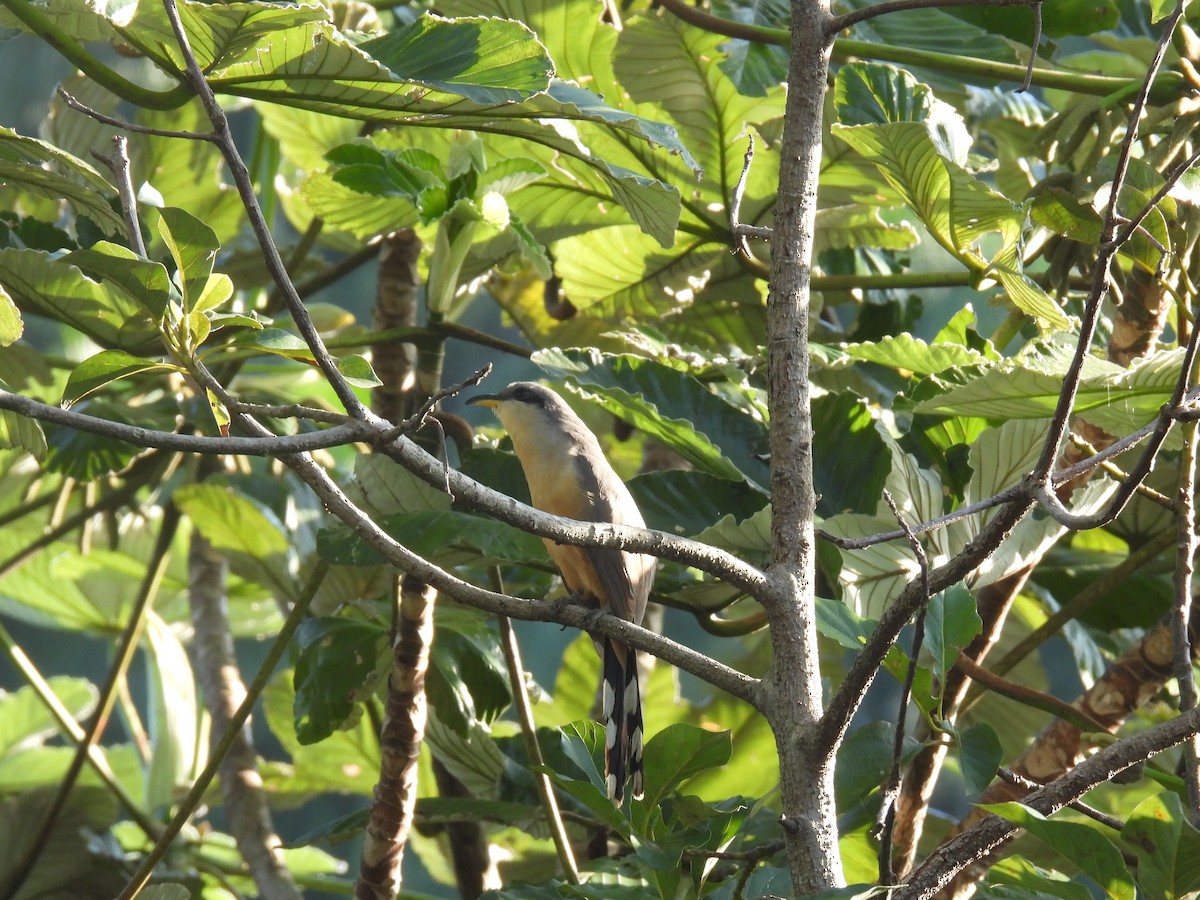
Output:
[{"left": 602, "top": 639, "right": 644, "bottom": 805}]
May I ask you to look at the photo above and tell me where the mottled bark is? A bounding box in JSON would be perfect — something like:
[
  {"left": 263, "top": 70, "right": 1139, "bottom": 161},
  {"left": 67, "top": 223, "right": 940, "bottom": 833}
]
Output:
[{"left": 357, "top": 579, "right": 435, "bottom": 899}]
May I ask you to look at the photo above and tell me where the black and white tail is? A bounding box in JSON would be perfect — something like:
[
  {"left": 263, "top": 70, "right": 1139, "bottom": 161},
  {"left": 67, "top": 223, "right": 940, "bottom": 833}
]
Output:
[{"left": 602, "top": 639, "right": 644, "bottom": 805}]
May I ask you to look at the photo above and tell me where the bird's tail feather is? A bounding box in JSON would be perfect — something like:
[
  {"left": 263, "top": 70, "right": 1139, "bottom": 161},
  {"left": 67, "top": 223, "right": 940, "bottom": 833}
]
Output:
[{"left": 602, "top": 639, "right": 644, "bottom": 805}]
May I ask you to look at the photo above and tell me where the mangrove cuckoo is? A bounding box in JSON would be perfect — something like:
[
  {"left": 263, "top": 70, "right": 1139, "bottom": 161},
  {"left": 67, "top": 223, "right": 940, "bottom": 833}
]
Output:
[{"left": 468, "top": 382, "right": 654, "bottom": 803}]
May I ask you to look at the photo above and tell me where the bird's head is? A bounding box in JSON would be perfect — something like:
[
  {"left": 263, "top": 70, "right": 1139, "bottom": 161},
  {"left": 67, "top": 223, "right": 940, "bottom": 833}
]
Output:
[{"left": 467, "top": 381, "right": 576, "bottom": 445}]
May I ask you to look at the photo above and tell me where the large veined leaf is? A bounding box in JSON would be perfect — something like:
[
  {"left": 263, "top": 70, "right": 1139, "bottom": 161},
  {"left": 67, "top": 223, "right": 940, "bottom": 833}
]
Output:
[
  {"left": 820, "top": 513, "right": 919, "bottom": 620},
  {"left": 835, "top": 333, "right": 989, "bottom": 375},
  {"left": 614, "top": 12, "right": 782, "bottom": 200},
  {"left": 533, "top": 348, "right": 771, "bottom": 490},
  {"left": 1123, "top": 793, "right": 1200, "bottom": 900},
  {"left": 0, "top": 126, "right": 126, "bottom": 237},
  {"left": 915, "top": 346, "right": 1184, "bottom": 425},
  {"left": 173, "top": 482, "right": 290, "bottom": 559},
  {"left": 553, "top": 225, "right": 725, "bottom": 319},
  {"left": 831, "top": 63, "right": 1069, "bottom": 329},
  {"left": 985, "top": 803, "right": 1135, "bottom": 900},
  {"left": 292, "top": 617, "right": 389, "bottom": 744},
  {"left": 105, "top": 0, "right": 692, "bottom": 245},
  {"left": 62, "top": 349, "right": 179, "bottom": 407},
  {"left": 0, "top": 247, "right": 162, "bottom": 353},
  {"left": 359, "top": 13, "right": 553, "bottom": 104}
]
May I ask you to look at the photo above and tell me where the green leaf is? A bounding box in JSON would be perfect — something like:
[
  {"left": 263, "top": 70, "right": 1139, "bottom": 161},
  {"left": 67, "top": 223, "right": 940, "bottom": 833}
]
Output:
[
  {"left": 293, "top": 617, "right": 389, "bottom": 744},
  {"left": 0, "top": 248, "right": 161, "bottom": 353},
  {"left": 985, "top": 802, "right": 1135, "bottom": 900},
  {"left": 144, "top": 611, "right": 201, "bottom": 810},
  {"left": 924, "top": 585, "right": 981, "bottom": 684},
  {"left": 173, "top": 482, "right": 290, "bottom": 558},
  {"left": 62, "top": 350, "right": 178, "bottom": 407},
  {"left": 335, "top": 354, "right": 382, "bottom": 389},
  {"left": 835, "top": 720, "right": 915, "bottom": 808},
  {"left": 351, "top": 454, "right": 453, "bottom": 518},
  {"left": 0, "top": 284, "right": 21, "bottom": 346},
  {"left": 821, "top": 513, "right": 919, "bottom": 620},
  {"left": 263, "top": 669, "right": 378, "bottom": 797},
  {"left": 428, "top": 607, "right": 512, "bottom": 735},
  {"left": 63, "top": 241, "right": 173, "bottom": 321},
  {"left": 43, "top": 399, "right": 147, "bottom": 479},
  {"left": 812, "top": 392, "right": 891, "bottom": 517},
  {"left": 987, "top": 856, "right": 1092, "bottom": 900},
  {"left": 956, "top": 722, "right": 1001, "bottom": 796},
  {"left": 157, "top": 206, "right": 219, "bottom": 311},
  {"left": 0, "top": 677, "right": 97, "bottom": 754},
  {"left": 837, "top": 333, "right": 988, "bottom": 375},
  {"left": 0, "top": 126, "right": 125, "bottom": 237},
  {"left": 533, "top": 349, "right": 770, "bottom": 490},
  {"left": 637, "top": 723, "right": 732, "bottom": 811},
  {"left": 0, "top": 409, "right": 47, "bottom": 461},
  {"left": 628, "top": 469, "right": 767, "bottom": 536},
  {"left": 1122, "top": 792, "right": 1200, "bottom": 900},
  {"left": 360, "top": 13, "right": 553, "bottom": 104},
  {"left": 832, "top": 63, "right": 1070, "bottom": 330}
]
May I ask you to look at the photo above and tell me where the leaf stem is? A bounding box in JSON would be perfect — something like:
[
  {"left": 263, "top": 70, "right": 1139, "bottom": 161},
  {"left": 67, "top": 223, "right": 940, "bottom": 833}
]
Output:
[{"left": 0, "top": 0, "right": 191, "bottom": 109}]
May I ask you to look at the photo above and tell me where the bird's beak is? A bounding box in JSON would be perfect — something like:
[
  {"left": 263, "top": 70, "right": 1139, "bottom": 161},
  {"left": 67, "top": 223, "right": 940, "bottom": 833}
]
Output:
[{"left": 466, "top": 394, "right": 500, "bottom": 408}]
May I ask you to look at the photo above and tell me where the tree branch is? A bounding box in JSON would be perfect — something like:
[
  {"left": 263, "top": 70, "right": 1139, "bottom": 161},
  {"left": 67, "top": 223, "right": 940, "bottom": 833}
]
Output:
[
  {"left": 827, "top": 0, "right": 1037, "bottom": 37},
  {"left": 895, "top": 704, "right": 1200, "bottom": 898}
]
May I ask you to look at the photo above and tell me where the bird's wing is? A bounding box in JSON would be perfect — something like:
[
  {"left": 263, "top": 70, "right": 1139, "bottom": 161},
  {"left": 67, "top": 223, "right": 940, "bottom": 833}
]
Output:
[{"left": 573, "top": 453, "right": 653, "bottom": 625}]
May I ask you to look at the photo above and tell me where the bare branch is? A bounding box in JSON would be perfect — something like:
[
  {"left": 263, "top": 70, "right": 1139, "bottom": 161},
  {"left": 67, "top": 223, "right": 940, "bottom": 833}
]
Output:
[
  {"left": 656, "top": 0, "right": 787, "bottom": 45},
  {"left": 158, "top": 0, "right": 367, "bottom": 419},
  {"left": 730, "top": 136, "right": 772, "bottom": 256},
  {"left": 995, "top": 769, "right": 1123, "bottom": 831},
  {"left": 1017, "top": 2, "right": 1042, "bottom": 93},
  {"left": 896, "top": 704, "right": 1200, "bottom": 898},
  {"left": 57, "top": 87, "right": 216, "bottom": 142},
  {"left": 90, "top": 135, "right": 146, "bottom": 257},
  {"left": 1173, "top": 418, "right": 1200, "bottom": 821}
]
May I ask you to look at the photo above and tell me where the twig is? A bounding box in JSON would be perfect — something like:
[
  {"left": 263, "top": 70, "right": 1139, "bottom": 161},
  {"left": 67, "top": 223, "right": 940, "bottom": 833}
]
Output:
[
  {"left": 116, "top": 561, "right": 331, "bottom": 900},
  {"left": 380, "top": 364, "right": 493, "bottom": 442},
  {"left": 158, "top": 0, "right": 367, "bottom": 419},
  {"left": 995, "top": 768, "right": 1123, "bottom": 831},
  {"left": 225, "top": 400, "right": 354, "bottom": 425},
  {"left": 1173, "top": 416, "right": 1200, "bottom": 822},
  {"left": 1017, "top": 3, "right": 1042, "bottom": 93},
  {"left": 91, "top": 135, "right": 146, "bottom": 257},
  {"left": 57, "top": 87, "right": 217, "bottom": 143},
  {"left": 876, "top": 490, "right": 929, "bottom": 884},
  {"left": 952, "top": 654, "right": 1111, "bottom": 734},
  {"left": 1067, "top": 432, "right": 1174, "bottom": 509},
  {"left": 0, "top": 506, "right": 179, "bottom": 900},
  {"left": 730, "top": 136, "right": 772, "bottom": 256},
  {"left": 493, "top": 570, "right": 580, "bottom": 884}
]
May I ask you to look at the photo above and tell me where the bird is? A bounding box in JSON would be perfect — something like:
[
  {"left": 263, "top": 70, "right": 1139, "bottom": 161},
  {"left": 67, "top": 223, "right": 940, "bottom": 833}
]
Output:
[{"left": 467, "top": 381, "right": 655, "bottom": 804}]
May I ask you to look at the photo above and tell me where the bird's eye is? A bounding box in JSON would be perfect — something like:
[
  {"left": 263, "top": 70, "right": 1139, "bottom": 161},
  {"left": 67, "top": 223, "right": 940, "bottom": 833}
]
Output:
[{"left": 512, "top": 386, "right": 540, "bottom": 405}]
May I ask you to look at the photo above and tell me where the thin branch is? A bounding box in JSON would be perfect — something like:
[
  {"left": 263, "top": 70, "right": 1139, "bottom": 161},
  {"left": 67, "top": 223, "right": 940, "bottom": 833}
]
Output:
[
  {"left": 379, "top": 364, "right": 492, "bottom": 444},
  {"left": 1017, "top": 2, "right": 1042, "bottom": 93},
  {"left": 293, "top": 241, "right": 382, "bottom": 301},
  {"left": 158, "top": 0, "right": 367, "bottom": 418},
  {"left": 0, "top": 391, "right": 370, "bottom": 455},
  {"left": 91, "top": 135, "right": 146, "bottom": 258},
  {"left": 116, "top": 561, "right": 331, "bottom": 900},
  {"left": 827, "top": 0, "right": 1036, "bottom": 37},
  {"left": 876, "top": 490, "right": 929, "bottom": 884},
  {"left": 896, "top": 704, "right": 1200, "bottom": 898},
  {"left": 655, "top": 0, "right": 788, "bottom": 44},
  {"left": 995, "top": 768, "right": 1123, "bottom": 831},
  {"left": 1173, "top": 416, "right": 1200, "bottom": 821},
  {"left": 57, "top": 87, "right": 216, "bottom": 142},
  {"left": 494, "top": 581, "right": 580, "bottom": 884},
  {"left": 953, "top": 654, "right": 1110, "bottom": 734},
  {"left": 730, "top": 136, "right": 772, "bottom": 256},
  {"left": 1068, "top": 432, "right": 1174, "bottom": 509},
  {"left": 225, "top": 400, "right": 353, "bottom": 425}
]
